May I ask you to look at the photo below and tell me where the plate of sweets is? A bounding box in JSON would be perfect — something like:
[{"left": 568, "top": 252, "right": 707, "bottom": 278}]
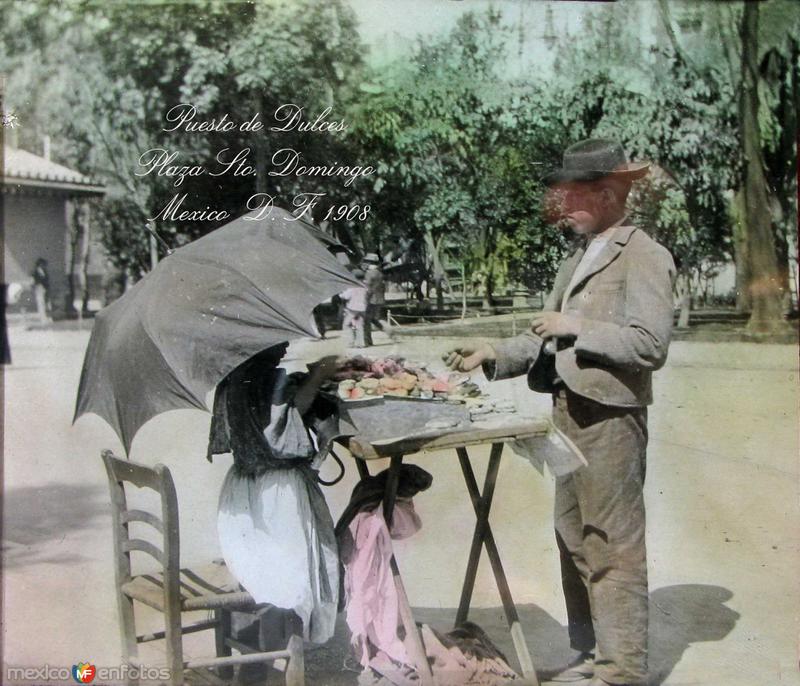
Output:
[{"left": 325, "top": 355, "right": 484, "bottom": 404}]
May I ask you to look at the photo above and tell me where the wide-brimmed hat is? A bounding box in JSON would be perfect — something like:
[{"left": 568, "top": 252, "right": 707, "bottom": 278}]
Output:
[
  {"left": 543, "top": 138, "right": 650, "bottom": 186},
  {"left": 362, "top": 253, "right": 380, "bottom": 265}
]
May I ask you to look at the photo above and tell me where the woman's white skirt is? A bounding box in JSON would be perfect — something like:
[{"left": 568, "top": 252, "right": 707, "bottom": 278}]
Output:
[{"left": 217, "top": 465, "right": 339, "bottom": 643}]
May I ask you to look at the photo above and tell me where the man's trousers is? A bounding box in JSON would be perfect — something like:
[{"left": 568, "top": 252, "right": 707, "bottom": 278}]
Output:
[{"left": 552, "top": 386, "right": 649, "bottom": 686}]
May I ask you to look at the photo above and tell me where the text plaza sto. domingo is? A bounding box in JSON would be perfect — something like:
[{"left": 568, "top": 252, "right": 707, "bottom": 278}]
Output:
[{"left": 136, "top": 147, "right": 374, "bottom": 189}]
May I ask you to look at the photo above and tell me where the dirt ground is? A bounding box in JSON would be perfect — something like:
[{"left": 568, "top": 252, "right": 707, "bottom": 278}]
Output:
[{"left": 2, "top": 324, "right": 798, "bottom": 685}]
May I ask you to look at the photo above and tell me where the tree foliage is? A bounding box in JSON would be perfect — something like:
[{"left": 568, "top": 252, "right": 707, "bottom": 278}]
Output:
[
  {"left": 2, "top": 0, "right": 365, "bottom": 278},
  {"left": 349, "top": 12, "right": 568, "bottom": 306},
  {"left": 2, "top": 0, "right": 796, "bottom": 320}
]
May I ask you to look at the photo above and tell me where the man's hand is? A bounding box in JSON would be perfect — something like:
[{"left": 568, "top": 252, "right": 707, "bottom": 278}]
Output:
[
  {"left": 442, "top": 343, "right": 496, "bottom": 372},
  {"left": 530, "top": 312, "right": 583, "bottom": 339}
]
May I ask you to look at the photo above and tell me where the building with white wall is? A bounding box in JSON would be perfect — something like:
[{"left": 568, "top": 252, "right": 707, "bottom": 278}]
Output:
[{"left": 2, "top": 145, "right": 105, "bottom": 317}]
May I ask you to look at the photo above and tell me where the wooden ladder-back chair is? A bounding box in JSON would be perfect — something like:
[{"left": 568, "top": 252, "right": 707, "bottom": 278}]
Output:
[{"left": 101, "top": 449, "right": 304, "bottom": 686}]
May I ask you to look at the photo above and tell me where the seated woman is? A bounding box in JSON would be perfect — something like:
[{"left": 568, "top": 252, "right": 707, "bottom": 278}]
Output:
[{"left": 207, "top": 343, "right": 340, "bottom": 647}]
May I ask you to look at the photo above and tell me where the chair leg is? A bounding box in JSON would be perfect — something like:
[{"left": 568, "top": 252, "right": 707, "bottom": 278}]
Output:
[
  {"left": 117, "top": 593, "right": 139, "bottom": 686},
  {"left": 215, "top": 609, "right": 234, "bottom": 680},
  {"left": 285, "top": 634, "right": 304, "bottom": 686},
  {"left": 164, "top": 607, "right": 184, "bottom": 686}
]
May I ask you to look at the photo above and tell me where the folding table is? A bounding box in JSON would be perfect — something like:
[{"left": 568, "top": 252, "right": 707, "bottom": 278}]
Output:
[{"left": 338, "top": 400, "right": 552, "bottom": 686}]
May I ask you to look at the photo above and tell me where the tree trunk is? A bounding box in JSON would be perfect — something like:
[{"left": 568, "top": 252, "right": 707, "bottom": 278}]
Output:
[
  {"left": 423, "top": 230, "right": 447, "bottom": 310},
  {"left": 481, "top": 285, "right": 493, "bottom": 310},
  {"left": 738, "top": 2, "right": 786, "bottom": 333},
  {"left": 80, "top": 203, "right": 93, "bottom": 315},
  {"left": 65, "top": 199, "right": 87, "bottom": 317},
  {"left": 760, "top": 41, "right": 798, "bottom": 312},
  {"left": 461, "top": 263, "right": 467, "bottom": 319},
  {"left": 479, "top": 225, "right": 496, "bottom": 312},
  {"left": 414, "top": 276, "right": 425, "bottom": 303},
  {"left": 434, "top": 279, "right": 444, "bottom": 310},
  {"left": 676, "top": 272, "right": 691, "bottom": 328},
  {"left": 731, "top": 189, "right": 752, "bottom": 313},
  {"left": 481, "top": 265, "right": 495, "bottom": 311},
  {"left": 769, "top": 194, "right": 792, "bottom": 314}
]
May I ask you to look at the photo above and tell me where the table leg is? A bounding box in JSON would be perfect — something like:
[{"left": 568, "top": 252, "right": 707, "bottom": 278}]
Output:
[
  {"left": 390, "top": 558, "right": 434, "bottom": 685},
  {"left": 456, "top": 442, "right": 503, "bottom": 625},
  {"left": 355, "top": 458, "right": 370, "bottom": 480},
  {"left": 456, "top": 445, "right": 539, "bottom": 684},
  {"left": 382, "top": 454, "right": 403, "bottom": 525},
  {"left": 381, "top": 454, "right": 434, "bottom": 686}
]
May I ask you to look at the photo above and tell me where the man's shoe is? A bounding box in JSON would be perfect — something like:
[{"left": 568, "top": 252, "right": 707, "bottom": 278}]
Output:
[{"left": 548, "top": 652, "right": 595, "bottom": 682}]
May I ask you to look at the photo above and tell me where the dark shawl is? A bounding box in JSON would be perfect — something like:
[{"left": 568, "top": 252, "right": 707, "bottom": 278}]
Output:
[{"left": 207, "top": 353, "right": 339, "bottom": 478}]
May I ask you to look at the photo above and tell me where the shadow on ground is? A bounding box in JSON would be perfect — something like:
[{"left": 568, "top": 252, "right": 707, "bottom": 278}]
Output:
[
  {"left": 302, "top": 585, "right": 738, "bottom": 685},
  {"left": 649, "top": 584, "right": 739, "bottom": 685},
  {"left": 1, "top": 482, "right": 109, "bottom": 567}
]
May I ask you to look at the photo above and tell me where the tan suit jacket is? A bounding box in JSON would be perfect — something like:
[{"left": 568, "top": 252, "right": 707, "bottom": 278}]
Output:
[{"left": 489, "top": 224, "right": 676, "bottom": 406}]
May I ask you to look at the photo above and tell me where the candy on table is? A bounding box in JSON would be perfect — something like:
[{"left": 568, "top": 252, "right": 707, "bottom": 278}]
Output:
[{"left": 329, "top": 354, "right": 487, "bottom": 402}]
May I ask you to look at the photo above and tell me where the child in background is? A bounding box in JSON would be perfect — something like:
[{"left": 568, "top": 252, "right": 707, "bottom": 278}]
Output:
[{"left": 340, "top": 269, "right": 368, "bottom": 348}]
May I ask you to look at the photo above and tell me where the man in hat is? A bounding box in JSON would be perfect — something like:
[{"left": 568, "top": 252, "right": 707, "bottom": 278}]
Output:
[
  {"left": 445, "top": 139, "right": 676, "bottom": 686},
  {"left": 362, "top": 252, "right": 387, "bottom": 346}
]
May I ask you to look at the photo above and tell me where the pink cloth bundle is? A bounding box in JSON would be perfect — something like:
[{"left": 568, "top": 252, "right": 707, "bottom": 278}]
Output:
[
  {"left": 342, "top": 501, "right": 519, "bottom": 685},
  {"left": 342, "top": 501, "right": 421, "bottom": 669}
]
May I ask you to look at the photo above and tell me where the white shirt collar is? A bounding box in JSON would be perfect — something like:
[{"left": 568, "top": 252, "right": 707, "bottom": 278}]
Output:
[{"left": 588, "top": 214, "right": 627, "bottom": 243}]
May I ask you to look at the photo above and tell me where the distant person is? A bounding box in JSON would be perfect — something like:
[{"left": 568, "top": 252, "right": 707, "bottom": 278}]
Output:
[
  {"left": 1, "top": 284, "right": 10, "bottom": 365},
  {"left": 340, "top": 269, "right": 368, "bottom": 348},
  {"left": 32, "top": 258, "right": 51, "bottom": 324},
  {"left": 362, "top": 253, "right": 387, "bottom": 345}
]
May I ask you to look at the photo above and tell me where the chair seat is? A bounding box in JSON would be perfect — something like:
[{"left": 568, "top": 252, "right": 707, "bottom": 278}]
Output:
[{"left": 122, "top": 560, "right": 258, "bottom": 612}]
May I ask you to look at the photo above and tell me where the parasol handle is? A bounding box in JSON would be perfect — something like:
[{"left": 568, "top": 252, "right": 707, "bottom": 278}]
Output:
[
  {"left": 317, "top": 446, "right": 346, "bottom": 486},
  {"left": 145, "top": 224, "right": 174, "bottom": 256}
]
